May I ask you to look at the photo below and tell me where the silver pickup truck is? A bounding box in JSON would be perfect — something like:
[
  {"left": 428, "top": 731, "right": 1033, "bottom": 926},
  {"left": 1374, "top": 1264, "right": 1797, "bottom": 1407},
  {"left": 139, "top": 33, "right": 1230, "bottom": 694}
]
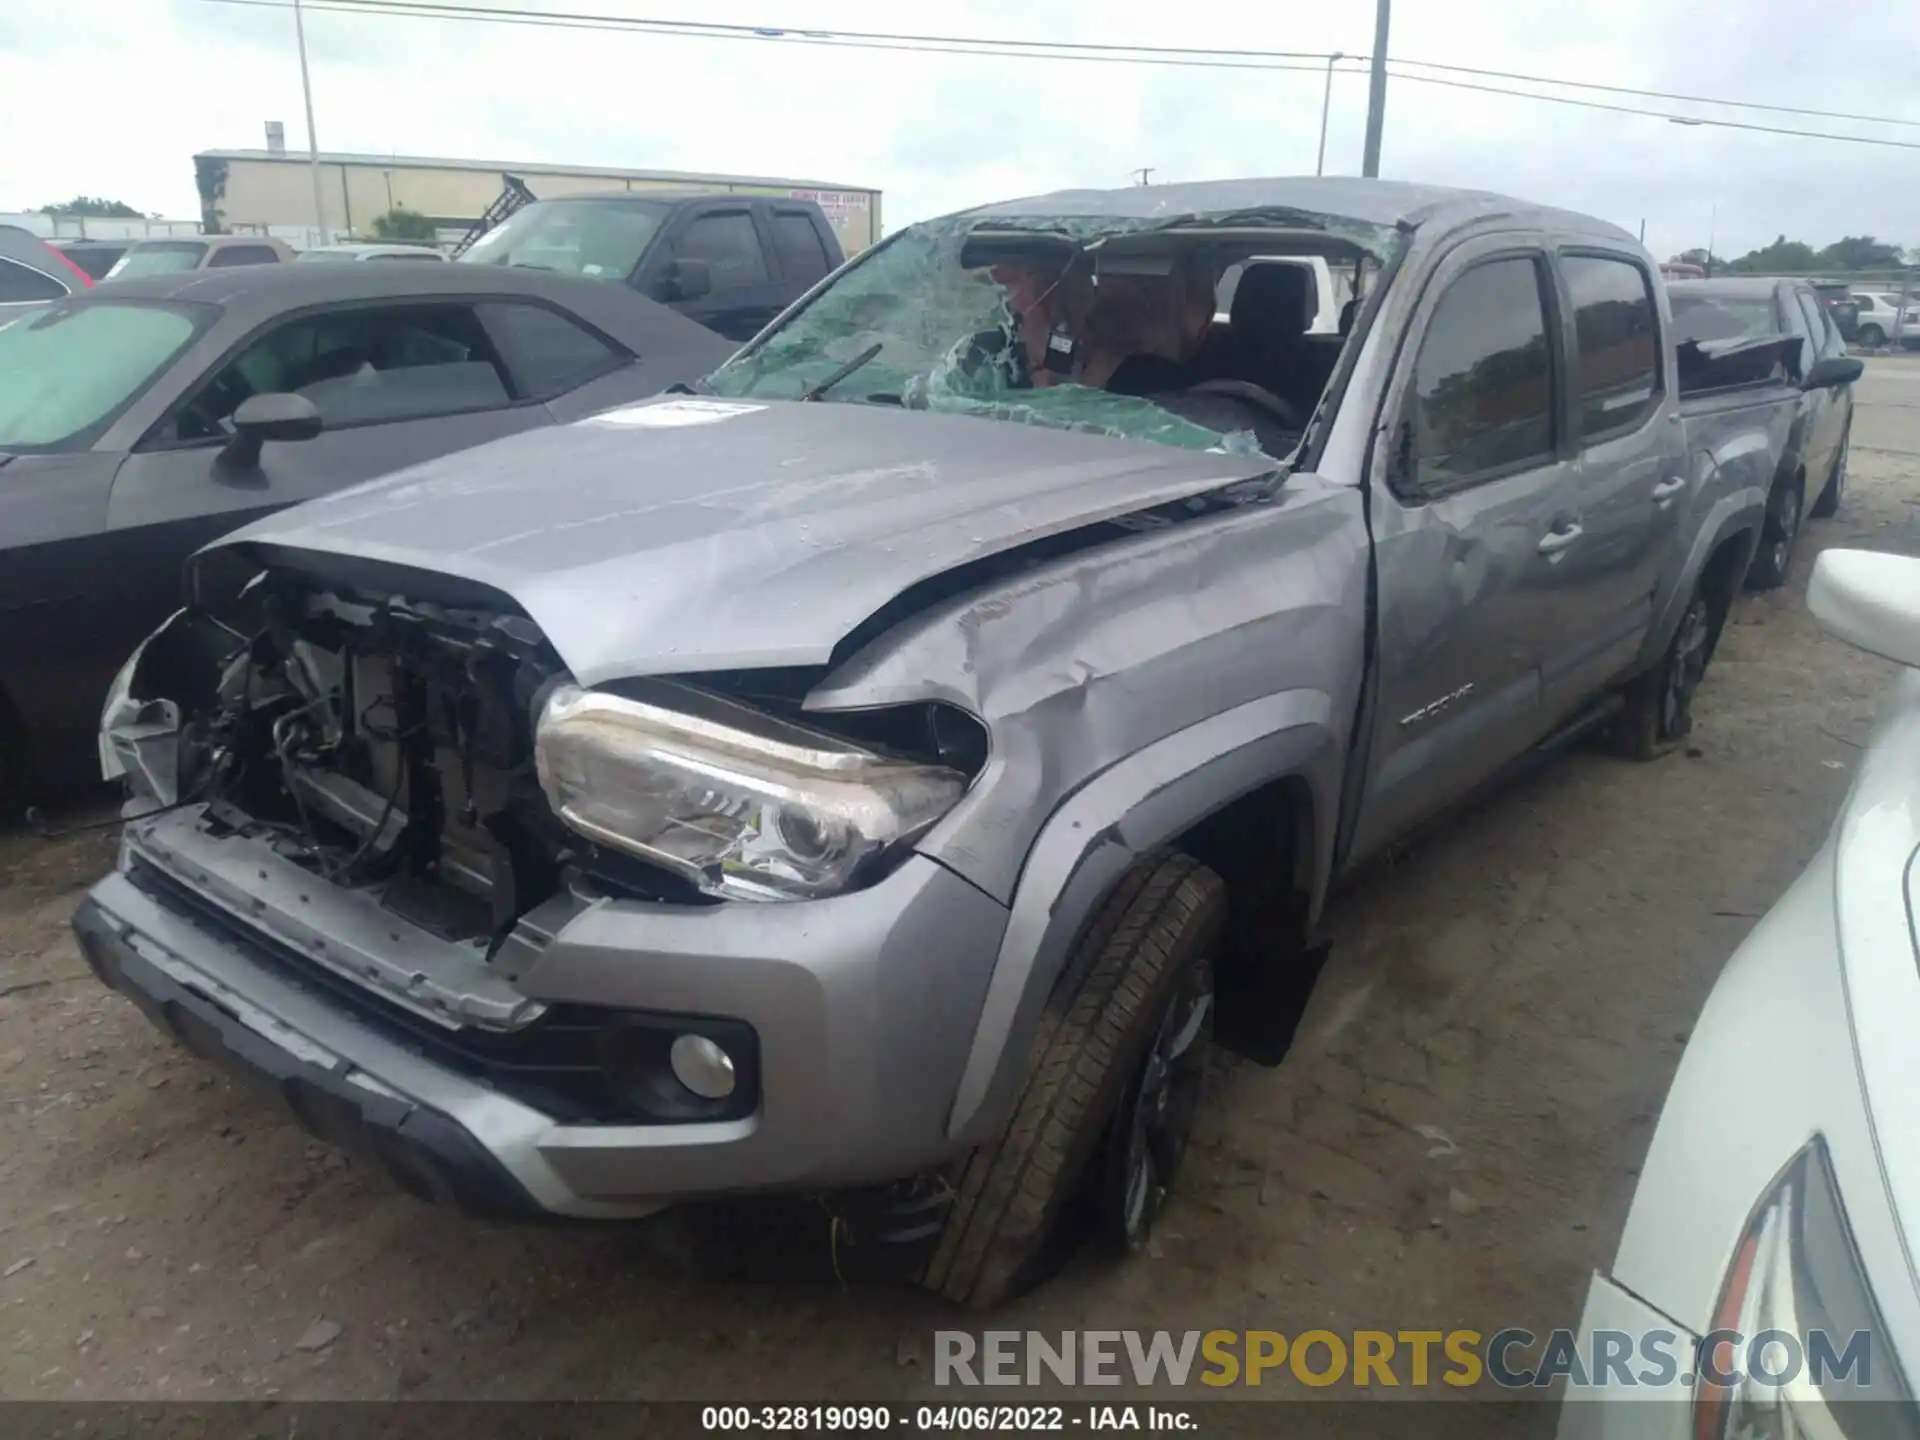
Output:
[{"left": 76, "top": 178, "right": 1818, "bottom": 1309}]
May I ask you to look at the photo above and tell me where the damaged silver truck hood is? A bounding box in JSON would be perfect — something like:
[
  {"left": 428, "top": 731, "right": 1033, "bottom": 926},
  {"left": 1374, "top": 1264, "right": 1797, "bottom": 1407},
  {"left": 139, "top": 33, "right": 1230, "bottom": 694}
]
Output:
[{"left": 205, "top": 397, "right": 1277, "bottom": 684}]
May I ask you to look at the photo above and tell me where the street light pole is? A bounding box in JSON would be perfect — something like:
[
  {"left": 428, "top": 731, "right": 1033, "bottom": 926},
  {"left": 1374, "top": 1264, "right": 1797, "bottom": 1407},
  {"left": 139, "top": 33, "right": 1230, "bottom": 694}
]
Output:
[
  {"left": 1316, "top": 52, "right": 1344, "bottom": 176},
  {"left": 293, "top": 0, "right": 328, "bottom": 244},
  {"left": 1361, "top": 0, "right": 1391, "bottom": 177}
]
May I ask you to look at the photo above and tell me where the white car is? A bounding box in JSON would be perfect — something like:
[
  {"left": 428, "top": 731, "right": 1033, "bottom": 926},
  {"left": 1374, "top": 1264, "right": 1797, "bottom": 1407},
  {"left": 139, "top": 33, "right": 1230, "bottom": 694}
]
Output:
[
  {"left": 1559, "top": 548, "right": 1920, "bottom": 1438},
  {"left": 1849, "top": 292, "right": 1914, "bottom": 349}
]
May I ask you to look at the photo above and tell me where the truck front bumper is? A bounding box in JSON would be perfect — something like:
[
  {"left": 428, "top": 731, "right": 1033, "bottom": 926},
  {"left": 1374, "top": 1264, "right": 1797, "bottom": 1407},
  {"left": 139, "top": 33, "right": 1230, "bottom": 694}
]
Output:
[{"left": 75, "top": 813, "right": 1011, "bottom": 1219}]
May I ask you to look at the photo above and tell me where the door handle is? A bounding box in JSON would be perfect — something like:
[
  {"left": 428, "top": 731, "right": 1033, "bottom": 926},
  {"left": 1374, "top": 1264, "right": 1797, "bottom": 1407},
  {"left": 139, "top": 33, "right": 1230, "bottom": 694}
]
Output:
[
  {"left": 1651, "top": 476, "right": 1686, "bottom": 503},
  {"left": 1537, "top": 523, "right": 1583, "bottom": 556}
]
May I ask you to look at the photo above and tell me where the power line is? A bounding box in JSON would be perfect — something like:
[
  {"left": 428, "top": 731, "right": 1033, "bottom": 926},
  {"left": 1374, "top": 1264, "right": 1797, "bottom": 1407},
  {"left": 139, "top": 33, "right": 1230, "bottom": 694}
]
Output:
[
  {"left": 201, "top": 0, "right": 1920, "bottom": 133},
  {"left": 196, "top": 0, "right": 1344, "bottom": 75},
  {"left": 1389, "top": 56, "right": 1920, "bottom": 132},
  {"left": 1385, "top": 67, "right": 1920, "bottom": 151},
  {"left": 196, "top": 0, "right": 1920, "bottom": 151}
]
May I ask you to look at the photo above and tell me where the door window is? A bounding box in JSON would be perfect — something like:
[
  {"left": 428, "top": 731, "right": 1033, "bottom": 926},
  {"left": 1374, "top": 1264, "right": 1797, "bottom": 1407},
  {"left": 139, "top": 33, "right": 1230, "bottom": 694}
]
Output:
[
  {"left": 670, "top": 212, "right": 769, "bottom": 291},
  {"left": 1411, "top": 255, "right": 1557, "bottom": 493},
  {"left": 168, "top": 303, "right": 513, "bottom": 442},
  {"left": 1561, "top": 254, "right": 1661, "bottom": 439},
  {"left": 0, "top": 257, "right": 68, "bottom": 303},
  {"left": 1778, "top": 290, "right": 1817, "bottom": 376},
  {"left": 207, "top": 245, "right": 281, "bottom": 268},
  {"left": 1795, "top": 290, "right": 1842, "bottom": 359},
  {"left": 477, "top": 301, "right": 624, "bottom": 398},
  {"left": 771, "top": 211, "right": 831, "bottom": 284}
]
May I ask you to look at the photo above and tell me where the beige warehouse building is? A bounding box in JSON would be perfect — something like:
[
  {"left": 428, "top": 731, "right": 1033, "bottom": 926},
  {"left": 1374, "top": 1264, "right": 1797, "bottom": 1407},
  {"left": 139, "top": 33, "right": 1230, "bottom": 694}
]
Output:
[{"left": 192, "top": 146, "right": 882, "bottom": 254}]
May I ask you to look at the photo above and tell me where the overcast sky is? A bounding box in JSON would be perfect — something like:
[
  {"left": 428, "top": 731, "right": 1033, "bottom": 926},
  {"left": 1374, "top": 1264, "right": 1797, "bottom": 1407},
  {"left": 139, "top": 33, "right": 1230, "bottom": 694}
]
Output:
[{"left": 2, "top": 0, "right": 1915, "bottom": 262}]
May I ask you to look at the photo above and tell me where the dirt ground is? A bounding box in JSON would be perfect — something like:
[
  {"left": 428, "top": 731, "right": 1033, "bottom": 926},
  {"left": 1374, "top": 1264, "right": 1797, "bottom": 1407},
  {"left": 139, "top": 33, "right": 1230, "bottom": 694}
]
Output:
[{"left": 3, "top": 362, "right": 1919, "bottom": 1418}]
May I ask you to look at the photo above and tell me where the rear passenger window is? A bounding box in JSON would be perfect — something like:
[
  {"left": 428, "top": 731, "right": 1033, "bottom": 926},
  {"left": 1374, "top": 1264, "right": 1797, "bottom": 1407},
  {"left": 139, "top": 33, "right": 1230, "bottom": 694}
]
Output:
[
  {"left": 1412, "top": 256, "right": 1556, "bottom": 491},
  {"left": 1562, "top": 255, "right": 1660, "bottom": 438},
  {"left": 477, "top": 301, "right": 624, "bottom": 397},
  {"left": 670, "top": 212, "right": 768, "bottom": 291},
  {"left": 207, "top": 246, "right": 280, "bottom": 268},
  {"left": 771, "top": 212, "right": 831, "bottom": 284}
]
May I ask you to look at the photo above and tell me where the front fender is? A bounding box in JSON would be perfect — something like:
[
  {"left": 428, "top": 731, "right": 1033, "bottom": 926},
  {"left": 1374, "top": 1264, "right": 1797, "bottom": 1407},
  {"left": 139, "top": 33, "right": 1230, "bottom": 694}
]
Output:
[{"left": 943, "top": 687, "right": 1344, "bottom": 1144}]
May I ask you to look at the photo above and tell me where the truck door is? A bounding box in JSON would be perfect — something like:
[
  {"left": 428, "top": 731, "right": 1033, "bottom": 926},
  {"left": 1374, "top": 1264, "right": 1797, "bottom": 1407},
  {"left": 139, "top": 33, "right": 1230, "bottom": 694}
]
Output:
[
  {"left": 1346, "top": 239, "right": 1581, "bottom": 862},
  {"left": 1538, "top": 249, "right": 1680, "bottom": 714}
]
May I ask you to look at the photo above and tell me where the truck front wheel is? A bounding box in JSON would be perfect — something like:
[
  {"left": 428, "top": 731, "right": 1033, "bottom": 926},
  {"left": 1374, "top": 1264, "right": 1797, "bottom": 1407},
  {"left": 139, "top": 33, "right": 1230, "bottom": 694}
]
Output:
[{"left": 922, "top": 853, "right": 1225, "bottom": 1309}]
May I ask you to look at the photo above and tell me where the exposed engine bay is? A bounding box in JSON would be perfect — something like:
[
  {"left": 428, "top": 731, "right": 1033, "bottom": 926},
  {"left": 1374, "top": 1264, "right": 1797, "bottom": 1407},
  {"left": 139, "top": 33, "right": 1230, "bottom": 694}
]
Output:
[{"left": 111, "top": 562, "right": 989, "bottom": 987}]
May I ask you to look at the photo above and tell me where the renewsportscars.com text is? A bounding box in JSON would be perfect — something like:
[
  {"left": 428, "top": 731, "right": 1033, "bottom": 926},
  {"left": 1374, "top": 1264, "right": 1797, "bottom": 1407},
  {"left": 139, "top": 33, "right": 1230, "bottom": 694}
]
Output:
[{"left": 933, "top": 1328, "right": 1875, "bottom": 1390}]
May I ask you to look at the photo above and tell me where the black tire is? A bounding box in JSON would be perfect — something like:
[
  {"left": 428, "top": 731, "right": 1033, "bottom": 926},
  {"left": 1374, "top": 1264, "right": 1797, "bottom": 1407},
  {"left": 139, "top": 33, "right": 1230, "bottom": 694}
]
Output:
[
  {"left": 1859, "top": 325, "right": 1886, "bottom": 349},
  {"left": 0, "top": 710, "right": 28, "bottom": 829},
  {"left": 1606, "top": 581, "right": 1716, "bottom": 761},
  {"left": 1745, "top": 470, "right": 1804, "bottom": 591},
  {"left": 1811, "top": 425, "right": 1849, "bottom": 519},
  {"left": 921, "top": 853, "right": 1225, "bottom": 1309}
]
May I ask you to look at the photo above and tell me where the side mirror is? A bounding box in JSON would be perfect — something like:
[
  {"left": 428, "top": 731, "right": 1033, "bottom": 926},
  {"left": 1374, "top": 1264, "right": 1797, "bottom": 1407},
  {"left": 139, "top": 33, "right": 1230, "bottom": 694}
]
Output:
[
  {"left": 1803, "top": 355, "right": 1864, "bottom": 390},
  {"left": 220, "top": 392, "right": 322, "bottom": 470},
  {"left": 1809, "top": 549, "right": 1920, "bottom": 669},
  {"left": 667, "top": 257, "right": 711, "bottom": 301}
]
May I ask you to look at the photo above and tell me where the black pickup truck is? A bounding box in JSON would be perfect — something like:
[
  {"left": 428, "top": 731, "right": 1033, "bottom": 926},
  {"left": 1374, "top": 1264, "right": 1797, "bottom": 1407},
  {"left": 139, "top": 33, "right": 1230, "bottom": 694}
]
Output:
[{"left": 457, "top": 191, "right": 845, "bottom": 342}]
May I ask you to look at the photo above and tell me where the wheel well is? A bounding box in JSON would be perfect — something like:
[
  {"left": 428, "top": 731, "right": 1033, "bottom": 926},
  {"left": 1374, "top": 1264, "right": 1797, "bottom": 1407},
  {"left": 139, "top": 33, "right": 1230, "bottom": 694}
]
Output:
[
  {"left": 1172, "top": 776, "right": 1324, "bottom": 1065},
  {"left": 1699, "top": 532, "right": 1749, "bottom": 657}
]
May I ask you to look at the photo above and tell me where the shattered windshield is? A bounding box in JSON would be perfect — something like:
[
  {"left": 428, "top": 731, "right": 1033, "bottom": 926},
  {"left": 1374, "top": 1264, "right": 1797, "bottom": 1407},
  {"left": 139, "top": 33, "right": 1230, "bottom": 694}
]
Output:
[{"left": 705, "top": 210, "right": 1395, "bottom": 457}]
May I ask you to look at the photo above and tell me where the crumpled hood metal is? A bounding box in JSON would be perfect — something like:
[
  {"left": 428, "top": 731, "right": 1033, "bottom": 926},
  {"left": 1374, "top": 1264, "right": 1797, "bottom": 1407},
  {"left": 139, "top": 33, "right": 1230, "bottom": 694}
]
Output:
[{"left": 207, "top": 398, "right": 1275, "bottom": 684}]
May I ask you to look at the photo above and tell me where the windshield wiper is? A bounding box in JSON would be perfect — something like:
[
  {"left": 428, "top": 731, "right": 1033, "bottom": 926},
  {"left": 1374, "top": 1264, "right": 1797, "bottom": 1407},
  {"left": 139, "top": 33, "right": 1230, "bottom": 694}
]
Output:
[{"left": 801, "top": 342, "right": 883, "bottom": 402}]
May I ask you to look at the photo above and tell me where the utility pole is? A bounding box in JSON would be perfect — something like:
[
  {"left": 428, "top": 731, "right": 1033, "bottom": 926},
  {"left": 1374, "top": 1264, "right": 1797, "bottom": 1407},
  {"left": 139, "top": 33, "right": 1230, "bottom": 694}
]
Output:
[
  {"left": 1361, "top": 0, "right": 1391, "bottom": 177},
  {"left": 1638, "top": 218, "right": 1646, "bottom": 243},
  {"left": 1707, "top": 200, "right": 1717, "bottom": 275},
  {"left": 1316, "top": 52, "right": 1344, "bottom": 176},
  {"left": 1133, "top": 167, "right": 1155, "bottom": 187},
  {"left": 293, "top": 0, "right": 328, "bottom": 244}
]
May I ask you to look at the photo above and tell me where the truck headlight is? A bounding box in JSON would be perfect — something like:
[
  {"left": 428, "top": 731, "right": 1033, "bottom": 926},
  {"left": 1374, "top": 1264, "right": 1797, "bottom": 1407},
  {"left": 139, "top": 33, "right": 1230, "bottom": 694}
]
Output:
[
  {"left": 1694, "top": 1139, "right": 1916, "bottom": 1439},
  {"left": 534, "top": 681, "right": 967, "bottom": 902}
]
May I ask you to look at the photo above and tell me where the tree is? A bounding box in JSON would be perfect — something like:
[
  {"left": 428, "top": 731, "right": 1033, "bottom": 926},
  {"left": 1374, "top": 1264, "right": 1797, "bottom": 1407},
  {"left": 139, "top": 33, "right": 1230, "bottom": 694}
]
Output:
[
  {"left": 369, "top": 208, "right": 437, "bottom": 242},
  {"left": 1816, "top": 235, "right": 1905, "bottom": 271},
  {"left": 1726, "top": 235, "right": 1818, "bottom": 275},
  {"left": 39, "top": 196, "right": 141, "bottom": 218},
  {"left": 193, "top": 155, "right": 229, "bottom": 234}
]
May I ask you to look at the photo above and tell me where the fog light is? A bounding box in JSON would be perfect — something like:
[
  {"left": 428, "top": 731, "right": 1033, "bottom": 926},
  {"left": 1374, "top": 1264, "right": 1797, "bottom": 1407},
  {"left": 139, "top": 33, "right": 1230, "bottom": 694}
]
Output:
[{"left": 669, "top": 1034, "right": 737, "bottom": 1100}]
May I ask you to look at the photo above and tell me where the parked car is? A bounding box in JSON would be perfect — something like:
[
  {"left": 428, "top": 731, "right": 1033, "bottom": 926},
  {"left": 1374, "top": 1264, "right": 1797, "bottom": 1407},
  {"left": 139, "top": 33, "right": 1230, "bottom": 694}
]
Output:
[
  {"left": 457, "top": 192, "right": 845, "bottom": 341},
  {"left": 1668, "top": 277, "right": 1861, "bottom": 588},
  {"left": 1660, "top": 261, "right": 1708, "bottom": 281},
  {"left": 47, "top": 238, "right": 130, "bottom": 282},
  {"left": 82, "top": 178, "right": 1805, "bottom": 1308},
  {"left": 1848, "top": 290, "right": 1913, "bottom": 349},
  {"left": 0, "top": 225, "right": 92, "bottom": 316},
  {"left": 296, "top": 242, "right": 445, "bottom": 264},
  {"left": 0, "top": 262, "right": 731, "bottom": 804},
  {"left": 104, "top": 235, "right": 296, "bottom": 280},
  {"left": 1558, "top": 547, "right": 1920, "bottom": 1439}
]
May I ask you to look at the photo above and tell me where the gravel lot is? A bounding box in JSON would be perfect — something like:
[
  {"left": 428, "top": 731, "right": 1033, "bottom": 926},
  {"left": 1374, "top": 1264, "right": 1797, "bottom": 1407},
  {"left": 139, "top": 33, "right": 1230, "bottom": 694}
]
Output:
[{"left": 2, "top": 360, "right": 1918, "bottom": 1417}]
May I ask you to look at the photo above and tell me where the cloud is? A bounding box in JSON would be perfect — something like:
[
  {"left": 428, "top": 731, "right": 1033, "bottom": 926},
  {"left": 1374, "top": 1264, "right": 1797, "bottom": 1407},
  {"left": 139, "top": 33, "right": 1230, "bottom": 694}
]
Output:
[{"left": 4, "top": 0, "right": 1916, "bottom": 263}]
